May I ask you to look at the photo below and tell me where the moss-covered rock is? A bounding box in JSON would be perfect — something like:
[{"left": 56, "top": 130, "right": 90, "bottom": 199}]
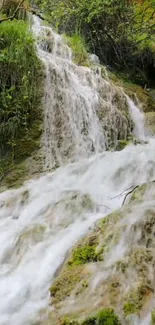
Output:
[
  {"left": 108, "top": 72, "right": 155, "bottom": 113},
  {"left": 47, "top": 181, "right": 155, "bottom": 324},
  {"left": 50, "top": 265, "right": 90, "bottom": 304},
  {"left": 115, "top": 140, "right": 131, "bottom": 151},
  {"left": 123, "top": 302, "right": 137, "bottom": 316},
  {"left": 60, "top": 309, "right": 121, "bottom": 325},
  {"left": 145, "top": 112, "right": 155, "bottom": 134},
  {"left": 123, "top": 283, "right": 153, "bottom": 316},
  {"left": 68, "top": 236, "right": 103, "bottom": 266},
  {"left": 151, "top": 309, "right": 155, "bottom": 325}
]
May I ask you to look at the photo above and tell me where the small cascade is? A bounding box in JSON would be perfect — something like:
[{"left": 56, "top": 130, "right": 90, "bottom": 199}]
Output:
[
  {"left": 127, "top": 96, "right": 146, "bottom": 140},
  {"left": 32, "top": 16, "right": 144, "bottom": 171}
]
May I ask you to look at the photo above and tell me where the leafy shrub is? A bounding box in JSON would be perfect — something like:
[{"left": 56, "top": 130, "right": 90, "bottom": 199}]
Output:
[
  {"left": 36, "top": 0, "right": 155, "bottom": 86},
  {"left": 0, "top": 20, "right": 43, "bottom": 164},
  {"left": 64, "top": 34, "right": 89, "bottom": 66}
]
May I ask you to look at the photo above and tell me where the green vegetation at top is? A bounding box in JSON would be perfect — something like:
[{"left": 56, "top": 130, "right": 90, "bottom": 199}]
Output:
[
  {"left": 34, "top": 0, "right": 155, "bottom": 86},
  {"left": 0, "top": 19, "right": 43, "bottom": 183}
]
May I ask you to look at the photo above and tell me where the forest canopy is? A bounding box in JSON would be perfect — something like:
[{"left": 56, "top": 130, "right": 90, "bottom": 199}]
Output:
[{"left": 33, "top": 0, "right": 155, "bottom": 86}]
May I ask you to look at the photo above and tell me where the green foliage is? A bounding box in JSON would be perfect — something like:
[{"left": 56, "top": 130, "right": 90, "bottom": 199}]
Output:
[
  {"left": 68, "top": 239, "right": 103, "bottom": 266},
  {"left": 81, "top": 317, "right": 96, "bottom": 325},
  {"left": 68, "top": 245, "right": 97, "bottom": 265},
  {"left": 80, "top": 309, "right": 120, "bottom": 325},
  {"left": 64, "top": 34, "right": 89, "bottom": 66},
  {"left": 37, "top": 0, "right": 155, "bottom": 86},
  {"left": 0, "top": 20, "right": 43, "bottom": 176},
  {"left": 116, "top": 140, "right": 130, "bottom": 151},
  {"left": 123, "top": 302, "right": 137, "bottom": 316},
  {"left": 96, "top": 309, "right": 121, "bottom": 325}
]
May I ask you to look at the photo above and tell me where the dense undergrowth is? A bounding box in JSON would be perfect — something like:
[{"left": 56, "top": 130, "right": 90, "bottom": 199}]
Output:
[
  {"left": 0, "top": 18, "right": 43, "bottom": 184},
  {"left": 34, "top": 0, "right": 155, "bottom": 87}
]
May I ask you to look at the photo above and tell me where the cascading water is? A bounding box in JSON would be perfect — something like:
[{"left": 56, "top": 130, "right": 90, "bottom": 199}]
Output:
[
  {"left": 0, "top": 16, "right": 154, "bottom": 325},
  {"left": 127, "top": 96, "right": 146, "bottom": 141},
  {"left": 32, "top": 16, "right": 140, "bottom": 170}
]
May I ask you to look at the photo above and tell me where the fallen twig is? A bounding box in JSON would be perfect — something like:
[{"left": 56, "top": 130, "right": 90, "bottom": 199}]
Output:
[
  {"left": 122, "top": 185, "right": 139, "bottom": 206},
  {"left": 111, "top": 185, "right": 134, "bottom": 200},
  {"left": 98, "top": 204, "right": 112, "bottom": 211}
]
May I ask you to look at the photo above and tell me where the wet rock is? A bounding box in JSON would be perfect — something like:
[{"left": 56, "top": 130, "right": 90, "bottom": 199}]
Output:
[
  {"left": 145, "top": 112, "right": 155, "bottom": 134},
  {"left": 125, "top": 314, "right": 140, "bottom": 325}
]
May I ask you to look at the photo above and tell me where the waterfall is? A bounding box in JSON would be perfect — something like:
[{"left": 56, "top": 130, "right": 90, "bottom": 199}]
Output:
[
  {"left": 0, "top": 17, "right": 154, "bottom": 325},
  {"left": 32, "top": 16, "right": 145, "bottom": 170}
]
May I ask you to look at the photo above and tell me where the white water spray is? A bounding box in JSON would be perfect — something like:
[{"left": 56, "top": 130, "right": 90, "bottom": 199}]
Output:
[{"left": 127, "top": 96, "right": 146, "bottom": 140}]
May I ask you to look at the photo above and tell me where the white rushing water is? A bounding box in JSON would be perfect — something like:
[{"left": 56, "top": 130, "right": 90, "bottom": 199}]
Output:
[
  {"left": 0, "top": 16, "right": 154, "bottom": 325},
  {"left": 32, "top": 16, "right": 141, "bottom": 171}
]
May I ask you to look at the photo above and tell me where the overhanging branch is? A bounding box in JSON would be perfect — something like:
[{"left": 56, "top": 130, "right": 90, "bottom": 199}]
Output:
[{"left": 0, "top": 0, "right": 25, "bottom": 23}]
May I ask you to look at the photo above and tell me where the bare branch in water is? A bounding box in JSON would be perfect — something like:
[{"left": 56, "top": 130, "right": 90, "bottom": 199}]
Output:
[
  {"left": 98, "top": 204, "right": 112, "bottom": 211},
  {"left": 122, "top": 185, "right": 139, "bottom": 206},
  {"left": 111, "top": 185, "right": 134, "bottom": 200}
]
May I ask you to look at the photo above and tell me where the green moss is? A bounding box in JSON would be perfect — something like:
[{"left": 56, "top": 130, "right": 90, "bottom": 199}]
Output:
[
  {"left": 1, "top": 161, "right": 28, "bottom": 188},
  {"left": 99, "top": 211, "right": 122, "bottom": 230},
  {"left": 151, "top": 309, "right": 155, "bottom": 325},
  {"left": 96, "top": 309, "right": 121, "bottom": 325},
  {"left": 81, "top": 316, "right": 96, "bottom": 325},
  {"left": 68, "top": 245, "right": 98, "bottom": 266},
  {"left": 123, "top": 284, "right": 153, "bottom": 316},
  {"left": 60, "top": 318, "right": 79, "bottom": 325},
  {"left": 68, "top": 236, "right": 103, "bottom": 266},
  {"left": 116, "top": 140, "right": 131, "bottom": 151},
  {"left": 130, "top": 183, "right": 148, "bottom": 202},
  {"left": 64, "top": 34, "right": 90, "bottom": 67},
  {"left": 50, "top": 265, "right": 88, "bottom": 303},
  {"left": 123, "top": 302, "right": 137, "bottom": 316}
]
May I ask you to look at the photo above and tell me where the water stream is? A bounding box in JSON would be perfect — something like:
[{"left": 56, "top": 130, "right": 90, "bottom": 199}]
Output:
[{"left": 0, "top": 17, "right": 154, "bottom": 325}]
